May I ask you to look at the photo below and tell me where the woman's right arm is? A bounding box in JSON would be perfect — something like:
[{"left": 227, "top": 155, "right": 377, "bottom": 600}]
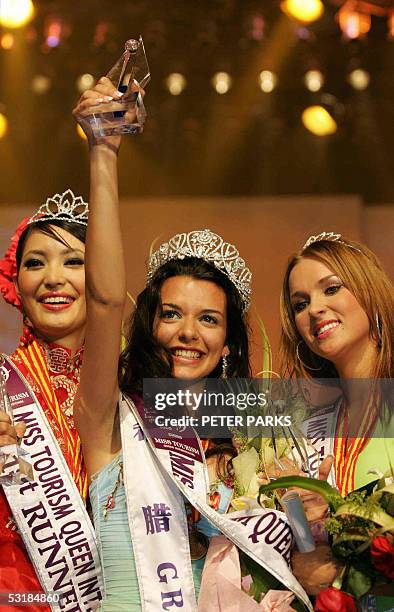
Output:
[{"left": 72, "top": 79, "right": 128, "bottom": 476}]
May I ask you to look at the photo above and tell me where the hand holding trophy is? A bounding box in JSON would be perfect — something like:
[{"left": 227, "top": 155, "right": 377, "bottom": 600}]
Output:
[{"left": 73, "top": 37, "right": 150, "bottom": 145}]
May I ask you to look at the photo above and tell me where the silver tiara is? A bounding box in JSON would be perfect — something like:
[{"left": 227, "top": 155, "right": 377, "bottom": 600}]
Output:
[
  {"left": 28, "top": 189, "right": 89, "bottom": 227},
  {"left": 302, "top": 232, "right": 362, "bottom": 253},
  {"left": 147, "top": 229, "right": 252, "bottom": 311},
  {"left": 302, "top": 232, "right": 342, "bottom": 250}
]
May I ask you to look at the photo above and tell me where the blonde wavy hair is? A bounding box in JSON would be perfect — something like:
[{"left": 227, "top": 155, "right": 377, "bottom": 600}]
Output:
[{"left": 280, "top": 237, "right": 394, "bottom": 380}]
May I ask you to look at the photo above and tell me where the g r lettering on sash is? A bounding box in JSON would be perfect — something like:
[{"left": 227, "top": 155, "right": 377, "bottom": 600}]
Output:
[{"left": 157, "top": 563, "right": 184, "bottom": 610}]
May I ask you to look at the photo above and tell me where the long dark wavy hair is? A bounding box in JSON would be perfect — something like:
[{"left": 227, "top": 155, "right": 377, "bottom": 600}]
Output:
[{"left": 120, "top": 257, "right": 251, "bottom": 395}]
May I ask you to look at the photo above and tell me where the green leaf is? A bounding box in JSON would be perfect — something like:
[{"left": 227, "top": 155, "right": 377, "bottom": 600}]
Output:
[
  {"left": 345, "top": 565, "right": 372, "bottom": 599},
  {"left": 331, "top": 533, "right": 370, "bottom": 560},
  {"left": 334, "top": 502, "right": 394, "bottom": 532},
  {"left": 233, "top": 447, "right": 260, "bottom": 493},
  {"left": 258, "top": 476, "right": 343, "bottom": 511},
  {"left": 254, "top": 310, "right": 272, "bottom": 378}
]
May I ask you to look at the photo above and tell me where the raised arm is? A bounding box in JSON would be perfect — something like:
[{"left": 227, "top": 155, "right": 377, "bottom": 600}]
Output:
[{"left": 72, "top": 78, "right": 127, "bottom": 476}]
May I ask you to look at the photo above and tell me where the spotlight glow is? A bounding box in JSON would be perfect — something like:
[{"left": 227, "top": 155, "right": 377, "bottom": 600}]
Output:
[
  {"left": 0, "top": 0, "right": 35, "bottom": 29},
  {"left": 259, "top": 70, "right": 277, "bottom": 93},
  {"left": 281, "top": 0, "right": 324, "bottom": 24},
  {"left": 302, "top": 105, "right": 337, "bottom": 136},
  {"left": 0, "top": 113, "right": 8, "bottom": 139},
  {"left": 165, "top": 73, "right": 186, "bottom": 96},
  {"left": 76, "top": 73, "right": 95, "bottom": 93},
  {"left": 45, "top": 18, "right": 62, "bottom": 48},
  {"left": 1, "top": 33, "right": 15, "bottom": 49},
  {"left": 348, "top": 69, "right": 370, "bottom": 90},
  {"left": 31, "top": 75, "right": 51, "bottom": 94},
  {"left": 338, "top": 7, "right": 371, "bottom": 39},
  {"left": 304, "top": 70, "right": 324, "bottom": 92},
  {"left": 212, "top": 72, "right": 232, "bottom": 94}
]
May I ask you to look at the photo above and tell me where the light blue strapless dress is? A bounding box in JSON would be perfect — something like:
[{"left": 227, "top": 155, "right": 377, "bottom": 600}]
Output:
[{"left": 89, "top": 454, "right": 214, "bottom": 611}]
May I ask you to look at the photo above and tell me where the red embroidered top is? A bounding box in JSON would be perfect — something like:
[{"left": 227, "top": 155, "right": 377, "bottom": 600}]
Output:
[{"left": 0, "top": 339, "right": 84, "bottom": 611}]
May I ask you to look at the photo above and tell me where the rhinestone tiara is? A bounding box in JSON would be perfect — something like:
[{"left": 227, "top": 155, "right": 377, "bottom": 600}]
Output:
[
  {"left": 302, "top": 232, "right": 342, "bottom": 250},
  {"left": 147, "top": 229, "right": 252, "bottom": 311},
  {"left": 28, "top": 189, "right": 89, "bottom": 227},
  {"left": 302, "top": 231, "right": 362, "bottom": 254}
]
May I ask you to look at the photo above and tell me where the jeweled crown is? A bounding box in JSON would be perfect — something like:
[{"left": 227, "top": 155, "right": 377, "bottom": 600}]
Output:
[
  {"left": 147, "top": 229, "right": 252, "bottom": 311},
  {"left": 28, "top": 189, "right": 89, "bottom": 227},
  {"left": 302, "top": 231, "right": 362, "bottom": 253},
  {"left": 302, "top": 232, "right": 343, "bottom": 251}
]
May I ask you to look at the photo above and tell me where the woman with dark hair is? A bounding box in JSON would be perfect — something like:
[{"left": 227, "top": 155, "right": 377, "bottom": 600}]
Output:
[
  {"left": 120, "top": 255, "right": 251, "bottom": 394},
  {"left": 73, "top": 78, "right": 309, "bottom": 611},
  {"left": 0, "top": 199, "right": 104, "bottom": 608},
  {"left": 279, "top": 232, "right": 394, "bottom": 595}
]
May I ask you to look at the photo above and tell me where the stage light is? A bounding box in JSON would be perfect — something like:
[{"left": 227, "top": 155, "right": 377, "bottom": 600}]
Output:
[
  {"left": 389, "top": 11, "right": 394, "bottom": 39},
  {"left": 302, "top": 105, "right": 337, "bottom": 136},
  {"left": 212, "top": 72, "right": 232, "bottom": 94},
  {"left": 281, "top": 0, "right": 324, "bottom": 24},
  {"left": 259, "top": 71, "right": 277, "bottom": 93},
  {"left": 0, "top": 113, "right": 8, "bottom": 139},
  {"left": 25, "top": 26, "right": 37, "bottom": 43},
  {"left": 348, "top": 68, "right": 370, "bottom": 90},
  {"left": 304, "top": 70, "right": 324, "bottom": 92},
  {"left": 93, "top": 21, "right": 108, "bottom": 47},
  {"left": 165, "top": 73, "right": 186, "bottom": 96},
  {"left": 76, "top": 124, "right": 87, "bottom": 141},
  {"left": 45, "top": 18, "right": 62, "bottom": 48},
  {"left": 249, "top": 15, "right": 265, "bottom": 41},
  {"left": 31, "top": 75, "right": 51, "bottom": 94},
  {"left": 338, "top": 5, "right": 371, "bottom": 39},
  {"left": 76, "top": 73, "right": 95, "bottom": 93},
  {"left": 0, "top": 0, "right": 35, "bottom": 29},
  {"left": 1, "top": 33, "right": 14, "bottom": 49}
]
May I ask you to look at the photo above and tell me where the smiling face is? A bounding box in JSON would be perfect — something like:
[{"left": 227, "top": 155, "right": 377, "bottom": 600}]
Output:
[
  {"left": 289, "top": 257, "right": 374, "bottom": 373},
  {"left": 154, "top": 275, "right": 228, "bottom": 380},
  {"left": 15, "top": 226, "right": 86, "bottom": 350}
]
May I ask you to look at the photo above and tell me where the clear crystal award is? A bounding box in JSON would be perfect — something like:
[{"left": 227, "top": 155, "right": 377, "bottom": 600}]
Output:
[
  {"left": 0, "top": 358, "right": 34, "bottom": 486},
  {"left": 80, "top": 36, "right": 150, "bottom": 138}
]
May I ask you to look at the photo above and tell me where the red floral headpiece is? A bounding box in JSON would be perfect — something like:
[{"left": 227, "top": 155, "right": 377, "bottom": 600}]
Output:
[{"left": 0, "top": 217, "right": 30, "bottom": 311}]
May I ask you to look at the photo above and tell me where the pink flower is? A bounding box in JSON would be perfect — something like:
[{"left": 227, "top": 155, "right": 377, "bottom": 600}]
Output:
[
  {"left": 0, "top": 218, "right": 29, "bottom": 310},
  {"left": 241, "top": 574, "right": 253, "bottom": 594},
  {"left": 315, "top": 587, "right": 356, "bottom": 612},
  {"left": 260, "top": 590, "right": 296, "bottom": 612},
  {"left": 371, "top": 535, "right": 394, "bottom": 581},
  {"left": 209, "top": 491, "right": 221, "bottom": 511}
]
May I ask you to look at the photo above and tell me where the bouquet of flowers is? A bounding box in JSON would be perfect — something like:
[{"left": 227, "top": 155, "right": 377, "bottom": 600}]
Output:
[{"left": 258, "top": 472, "right": 394, "bottom": 610}]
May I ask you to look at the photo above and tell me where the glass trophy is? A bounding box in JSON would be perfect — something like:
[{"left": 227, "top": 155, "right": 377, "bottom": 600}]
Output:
[
  {"left": 0, "top": 358, "right": 34, "bottom": 485},
  {"left": 79, "top": 36, "right": 150, "bottom": 138}
]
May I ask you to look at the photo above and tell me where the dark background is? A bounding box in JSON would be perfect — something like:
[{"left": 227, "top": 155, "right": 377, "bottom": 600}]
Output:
[{"left": 1, "top": 0, "right": 394, "bottom": 205}]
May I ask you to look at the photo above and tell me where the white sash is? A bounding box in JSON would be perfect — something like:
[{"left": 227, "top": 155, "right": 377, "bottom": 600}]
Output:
[
  {"left": 120, "top": 393, "right": 197, "bottom": 612},
  {"left": 300, "top": 403, "right": 339, "bottom": 488},
  {"left": 1, "top": 356, "right": 104, "bottom": 612},
  {"left": 120, "top": 394, "right": 313, "bottom": 612}
]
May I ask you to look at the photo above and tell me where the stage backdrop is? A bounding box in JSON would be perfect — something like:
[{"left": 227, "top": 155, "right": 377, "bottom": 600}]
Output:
[{"left": 1, "top": 195, "right": 393, "bottom": 373}]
